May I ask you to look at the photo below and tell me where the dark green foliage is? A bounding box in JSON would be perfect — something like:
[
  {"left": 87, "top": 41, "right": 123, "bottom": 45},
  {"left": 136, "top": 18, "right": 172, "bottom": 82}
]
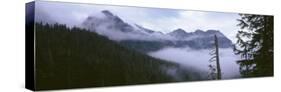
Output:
[
  {"left": 35, "top": 23, "right": 180, "bottom": 90},
  {"left": 234, "top": 14, "right": 273, "bottom": 77}
]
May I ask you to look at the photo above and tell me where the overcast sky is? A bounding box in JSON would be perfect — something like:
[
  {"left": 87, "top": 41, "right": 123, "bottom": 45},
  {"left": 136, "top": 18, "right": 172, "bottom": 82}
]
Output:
[{"left": 35, "top": 1, "right": 241, "bottom": 42}]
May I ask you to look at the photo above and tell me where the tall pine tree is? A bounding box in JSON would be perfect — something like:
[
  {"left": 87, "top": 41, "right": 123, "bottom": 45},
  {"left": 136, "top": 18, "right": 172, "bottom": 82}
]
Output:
[{"left": 234, "top": 14, "right": 273, "bottom": 77}]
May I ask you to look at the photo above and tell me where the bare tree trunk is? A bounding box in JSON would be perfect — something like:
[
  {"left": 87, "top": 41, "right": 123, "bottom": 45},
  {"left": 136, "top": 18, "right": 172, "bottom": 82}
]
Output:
[{"left": 214, "top": 35, "right": 222, "bottom": 79}]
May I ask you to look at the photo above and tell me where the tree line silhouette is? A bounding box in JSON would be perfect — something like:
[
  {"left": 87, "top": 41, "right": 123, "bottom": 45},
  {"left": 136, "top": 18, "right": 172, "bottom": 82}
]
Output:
[{"left": 35, "top": 23, "right": 183, "bottom": 90}]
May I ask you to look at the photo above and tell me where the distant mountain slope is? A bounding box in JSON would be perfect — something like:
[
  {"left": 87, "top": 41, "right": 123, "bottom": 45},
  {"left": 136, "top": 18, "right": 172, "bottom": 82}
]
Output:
[
  {"left": 82, "top": 10, "right": 233, "bottom": 52},
  {"left": 35, "top": 23, "right": 202, "bottom": 90}
]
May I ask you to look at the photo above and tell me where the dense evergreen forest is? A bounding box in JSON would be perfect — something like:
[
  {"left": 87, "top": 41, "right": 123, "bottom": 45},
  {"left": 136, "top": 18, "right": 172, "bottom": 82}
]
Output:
[
  {"left": 35, "top": 23, "right": 190, "bottom": 90},
  {"left": 234, "top": 14, "right": 273, "bottom": 77}
]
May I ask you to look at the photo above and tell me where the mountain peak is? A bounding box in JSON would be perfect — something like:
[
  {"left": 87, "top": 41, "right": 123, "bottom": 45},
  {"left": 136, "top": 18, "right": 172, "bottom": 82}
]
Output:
[
  {"left": 169, "top": 28, "right": 187, "bottom": 35},
  {"left": 101, "top": 10, "right": 114, "bottom": 17},
  {"left": 83, "top": 10, "right": 134, "bottom": 34},
  {"left": 168, "top": 28, "right": 189, "bottom": 38},
  {"left": 206, "top": 29, "right": 219, "bottom": 33},
  {"left": 194, "top": 29, "right": 204, "bottom": 33},
  {"left": 173, "top": 28, "right": 187, "bottom": 34}
]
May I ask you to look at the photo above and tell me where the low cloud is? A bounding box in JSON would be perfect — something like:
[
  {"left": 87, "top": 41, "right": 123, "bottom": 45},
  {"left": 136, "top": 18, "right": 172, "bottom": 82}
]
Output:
[{"left": 148, "top": 47, "right": 241, "bottom": 79}]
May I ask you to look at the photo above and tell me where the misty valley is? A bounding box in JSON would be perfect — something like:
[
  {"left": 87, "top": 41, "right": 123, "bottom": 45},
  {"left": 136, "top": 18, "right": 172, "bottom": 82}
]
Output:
[
  {"left": 35, "top": 10, "right": 241, "bottom": 90},
  {"left": 35, "top": 23, "right": 238, "bottom": 90},
  {"left": 31, "top": 1, "right": 273, "bottom": 90}
]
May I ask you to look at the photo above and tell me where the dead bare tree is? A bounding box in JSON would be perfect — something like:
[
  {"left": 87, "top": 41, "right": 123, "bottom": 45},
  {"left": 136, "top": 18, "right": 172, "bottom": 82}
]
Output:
[{"left": 208, "top": 35, "right": 222, "bottom": 79}]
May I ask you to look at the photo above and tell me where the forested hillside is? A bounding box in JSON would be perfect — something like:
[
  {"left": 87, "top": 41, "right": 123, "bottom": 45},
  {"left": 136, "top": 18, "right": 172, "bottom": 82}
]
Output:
[{"left": 35, "top": 23, "right": 189, "bottom": 90}]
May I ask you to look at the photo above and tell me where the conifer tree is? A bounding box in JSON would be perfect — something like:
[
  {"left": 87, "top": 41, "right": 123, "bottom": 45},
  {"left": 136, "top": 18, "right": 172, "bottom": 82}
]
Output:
[{"left": 234, "top": 14, "right": 273, "bottom": 77}]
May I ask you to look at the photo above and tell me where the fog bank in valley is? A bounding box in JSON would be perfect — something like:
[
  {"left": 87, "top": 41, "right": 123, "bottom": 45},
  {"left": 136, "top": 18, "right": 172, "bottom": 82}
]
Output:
[{"left": 148, "top": 47, "right": 241, "bottom": 79}]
